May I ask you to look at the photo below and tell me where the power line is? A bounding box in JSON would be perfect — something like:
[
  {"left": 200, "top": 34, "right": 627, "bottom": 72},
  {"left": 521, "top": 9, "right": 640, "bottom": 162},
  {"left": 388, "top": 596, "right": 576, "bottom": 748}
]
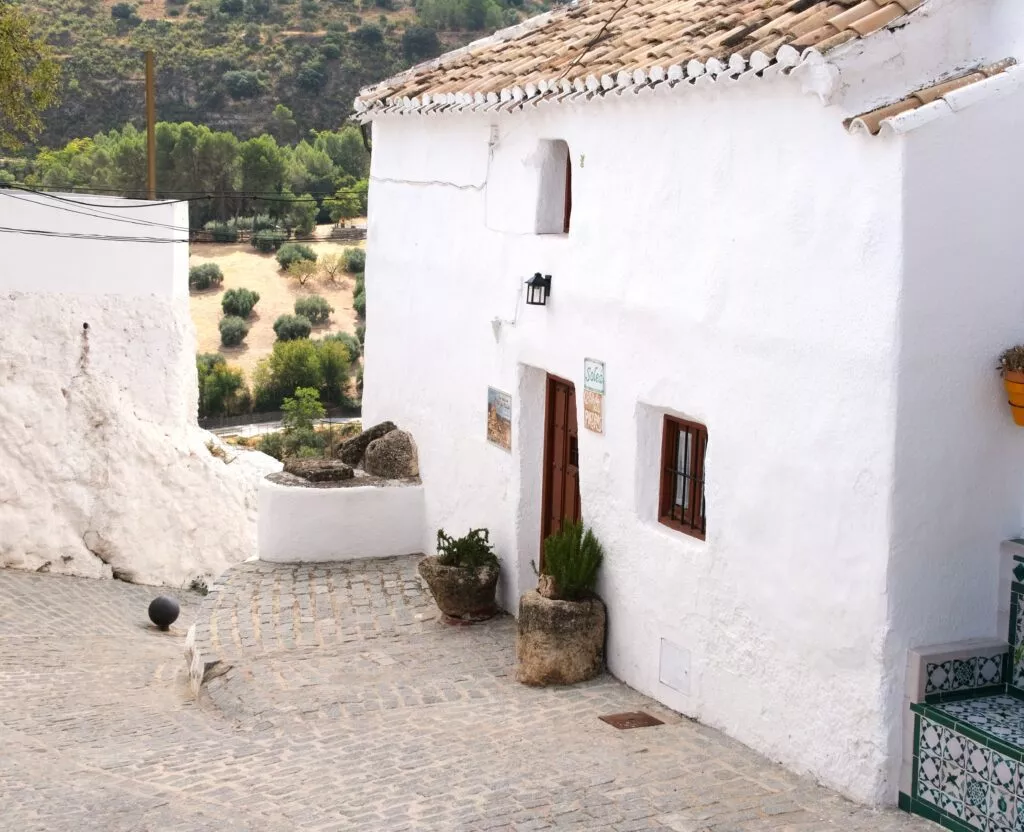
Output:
[
  {"left": 17, "top": 188, "right": 187, "bottom": 207},
  {"left": 0, "top": 184, "right": 368, "bottom": 241},
  {"left": 2, "top": 183, "right": 367, "bottom": 202},
  {"left": 0, "top": 225, "right": 189, "bottom": 243},
  {"left": 557, "top": 0, "right": 631, "bottom": 80},
  {"left": 0, "top": 189, "right": 194, "bottom": 234}
]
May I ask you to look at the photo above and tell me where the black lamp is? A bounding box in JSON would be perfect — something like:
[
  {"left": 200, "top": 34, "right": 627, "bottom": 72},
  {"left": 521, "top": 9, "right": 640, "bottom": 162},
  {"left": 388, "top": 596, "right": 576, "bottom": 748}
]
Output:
[{"left": 525, "top": 273, "right": 552, "bottom": 306}]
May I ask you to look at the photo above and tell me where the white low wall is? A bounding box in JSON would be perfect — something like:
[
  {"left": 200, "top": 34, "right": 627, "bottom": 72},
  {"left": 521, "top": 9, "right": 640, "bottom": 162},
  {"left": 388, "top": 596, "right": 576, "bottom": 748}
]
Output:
[{"left": 257, "top": 479, "right": 426, "bottom": 562}]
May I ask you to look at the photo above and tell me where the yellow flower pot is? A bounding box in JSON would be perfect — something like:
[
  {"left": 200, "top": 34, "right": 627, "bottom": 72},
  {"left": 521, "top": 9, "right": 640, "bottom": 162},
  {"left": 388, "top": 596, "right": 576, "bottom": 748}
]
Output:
[{"left": 1004, "top": 370, "right": 1024, "bottom": 426}]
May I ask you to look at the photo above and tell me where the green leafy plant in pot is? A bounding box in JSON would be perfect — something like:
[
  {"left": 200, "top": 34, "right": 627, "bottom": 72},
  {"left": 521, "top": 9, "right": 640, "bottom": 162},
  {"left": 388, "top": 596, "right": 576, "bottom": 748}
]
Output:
[
  {"left": 417, "top": 528, "right": 500, "bottom": 623},
  {"left": 999, "top": 346, "right": 1024, "bottom": 426},
  {"left": 516, "top": 520, "right": 607, "bottom": 686}
]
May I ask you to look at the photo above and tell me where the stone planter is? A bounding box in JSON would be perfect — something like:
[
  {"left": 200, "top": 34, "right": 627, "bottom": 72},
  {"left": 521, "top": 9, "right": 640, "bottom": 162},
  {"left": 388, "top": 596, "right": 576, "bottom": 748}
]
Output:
[
  {"left": 417, "top": 556, "right": 500, "bottom": 622},
  {"left": 516, "top": 590, "right": 606, "bottom": 686}
]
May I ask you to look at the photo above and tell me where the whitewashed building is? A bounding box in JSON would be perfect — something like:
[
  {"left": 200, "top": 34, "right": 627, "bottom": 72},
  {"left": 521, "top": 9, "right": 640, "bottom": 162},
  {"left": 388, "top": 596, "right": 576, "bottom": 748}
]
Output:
[{"left": 356, "top": 0, "right": 1024, "bottom": 811}]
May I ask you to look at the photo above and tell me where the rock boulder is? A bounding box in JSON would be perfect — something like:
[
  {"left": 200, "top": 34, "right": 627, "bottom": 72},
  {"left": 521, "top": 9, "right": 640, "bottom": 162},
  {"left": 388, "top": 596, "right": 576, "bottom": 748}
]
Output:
[
  {"left": 336, "top": 421, "right": 397, "bottom": 465},
  {"left": 363, "top": 429, "right": 419, "bottom": 479},
  {"left": 283, "top": 458, "right": 354, "bottom": 482}
]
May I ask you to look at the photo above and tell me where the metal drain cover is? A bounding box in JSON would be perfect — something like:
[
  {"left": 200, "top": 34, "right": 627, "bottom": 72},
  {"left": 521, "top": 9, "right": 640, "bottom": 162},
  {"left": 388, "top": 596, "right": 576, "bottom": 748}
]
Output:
[{"left": 599, "top": 711, "right": 664, "bottom": 730}]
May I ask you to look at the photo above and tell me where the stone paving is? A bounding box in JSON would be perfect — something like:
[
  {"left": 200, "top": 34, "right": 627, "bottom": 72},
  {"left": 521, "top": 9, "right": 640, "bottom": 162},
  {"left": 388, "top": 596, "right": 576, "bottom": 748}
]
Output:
[{"left": 0, "top": 558, "right": 934, "bottom": 832}]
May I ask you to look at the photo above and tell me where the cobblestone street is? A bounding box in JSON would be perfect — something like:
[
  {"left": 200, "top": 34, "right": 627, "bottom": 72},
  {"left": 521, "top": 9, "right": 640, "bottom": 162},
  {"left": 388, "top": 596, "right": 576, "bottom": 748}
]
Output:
[{"left": 1, "top": 559, "right": 932, "bottom": 831}]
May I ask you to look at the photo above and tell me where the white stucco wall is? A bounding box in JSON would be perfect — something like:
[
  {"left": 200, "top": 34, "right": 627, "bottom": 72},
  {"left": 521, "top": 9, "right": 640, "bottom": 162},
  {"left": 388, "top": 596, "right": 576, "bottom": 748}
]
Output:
[
  {"left": 258, "top": 480, "right": 426, "bottom": 562},
  {"left": 362, "top": 78, "right": 906, "bottom": 803},
  {"left": 881, "top": 82, "right": 1024, "bottom": 798},
  {"left": 0, "top": 192, "right": 281, "bottom": 587}
]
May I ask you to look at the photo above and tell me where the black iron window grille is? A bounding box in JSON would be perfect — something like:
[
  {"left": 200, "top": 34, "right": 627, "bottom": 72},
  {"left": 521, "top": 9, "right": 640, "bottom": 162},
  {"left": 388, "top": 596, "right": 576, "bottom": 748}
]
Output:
[{"left": 659, "top": 415, "right": 707, "bottom": 540}]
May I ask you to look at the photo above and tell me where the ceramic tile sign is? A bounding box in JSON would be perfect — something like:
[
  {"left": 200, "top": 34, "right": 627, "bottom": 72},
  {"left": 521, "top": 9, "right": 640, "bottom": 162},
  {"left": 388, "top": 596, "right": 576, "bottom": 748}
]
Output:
[
  {"left": 583, "top": 358, "right": 605, "bottom": 434},
  {"left": 584, "top": 358, "right": 605, "bottom": 395},
  {"left": 584, "top": 390, "right": 604, "bottom": 434},
  {"left": 487, "top": 387, "right": 512, "bottom": 451}
]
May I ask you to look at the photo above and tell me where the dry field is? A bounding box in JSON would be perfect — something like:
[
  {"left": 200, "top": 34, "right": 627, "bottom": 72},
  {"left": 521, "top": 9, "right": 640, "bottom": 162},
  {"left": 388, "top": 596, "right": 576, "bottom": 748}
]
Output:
[{"left": 189, "top": 235, "right": 363, "bottom": 381}]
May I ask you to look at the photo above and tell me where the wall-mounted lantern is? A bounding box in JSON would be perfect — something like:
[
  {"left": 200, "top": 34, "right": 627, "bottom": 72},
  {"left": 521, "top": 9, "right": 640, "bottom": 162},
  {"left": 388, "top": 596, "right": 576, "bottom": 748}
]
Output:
[{"left": 525, "top": 273, "right": 552, "bottom": 306}]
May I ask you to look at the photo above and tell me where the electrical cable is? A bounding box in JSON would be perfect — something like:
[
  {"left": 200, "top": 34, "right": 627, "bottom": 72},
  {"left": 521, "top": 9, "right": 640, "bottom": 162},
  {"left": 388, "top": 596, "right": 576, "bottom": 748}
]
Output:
[
  {"left": 0, "top": 225, "right": 189, "bottom": 243},
  {"left": 2, "top": 183, "right": 367, "bottom": 202},
  {"left": 557, "top": 0, "right": 631, "bottom": 80},
  {"left": 1, "top": 185, "right": 367, "bottom": 237},
  {"left": 0, "top": 189, "right": 194, "bottom": 234}
]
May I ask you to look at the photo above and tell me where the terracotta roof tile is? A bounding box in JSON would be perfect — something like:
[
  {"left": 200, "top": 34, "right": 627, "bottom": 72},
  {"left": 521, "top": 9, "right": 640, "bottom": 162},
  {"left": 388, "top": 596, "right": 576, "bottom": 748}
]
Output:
[
  {"left": 356, "top": 0, "right": 924, "bottom": 113},
  {"left": 845, "top": 58, "right": 1018, "bottom": 135}
]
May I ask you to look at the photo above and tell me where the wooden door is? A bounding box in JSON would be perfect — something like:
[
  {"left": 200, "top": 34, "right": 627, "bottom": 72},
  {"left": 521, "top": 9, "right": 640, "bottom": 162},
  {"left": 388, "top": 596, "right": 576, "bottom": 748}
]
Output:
[{"left": 541, "top": 375, "right": 582, "bottom": 562}]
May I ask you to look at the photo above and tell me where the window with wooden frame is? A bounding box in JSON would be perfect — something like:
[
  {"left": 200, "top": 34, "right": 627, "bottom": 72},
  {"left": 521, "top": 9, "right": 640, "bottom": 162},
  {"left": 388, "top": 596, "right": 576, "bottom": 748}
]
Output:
[{"left": 658, "top": 416, "right": 707, "bottom": 539}]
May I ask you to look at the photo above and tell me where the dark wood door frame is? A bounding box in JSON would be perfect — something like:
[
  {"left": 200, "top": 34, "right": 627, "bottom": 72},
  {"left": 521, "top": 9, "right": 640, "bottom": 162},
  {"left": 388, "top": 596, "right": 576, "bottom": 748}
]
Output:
[{"left": 540, "top": 373, "right": 582, "bottom": 566}]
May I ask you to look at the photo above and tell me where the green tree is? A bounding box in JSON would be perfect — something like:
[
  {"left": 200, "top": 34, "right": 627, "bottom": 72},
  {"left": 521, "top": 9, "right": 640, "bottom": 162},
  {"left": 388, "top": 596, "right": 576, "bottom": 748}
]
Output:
[
  {"left": 239, "top": 134, "right": 285, "bottom": 199},
  {"left": 244, "top": 0, "right": 272, "bottom": 18},
  {"left": 325, "top": 189, "right": 362, "bottom": 223},
  {"left": 197, "top": 353, "right": 250, "bottom": 417},
  {"left": 316, "top": 338, "right": 351, "bottom": 403},
  {"left": 221, "top": 287, "right": 260, "bottom": 317},
  {"left": 219, "top": 315, "right": 250, "bottom": 347},
  {"left": 287, "top": 260, "right": 318, "bottom": 287},
  {"left": 223, "top": 70, "right": 266, "bottom": 99},
  {"left": 344, "top": 247, "right": 366, "bottom": 273},
  {"left": 285, "top": 140, "right": 336, "bottom": 199},
  {"left": 0, "top": 4, "right": 60, "bottom": 150},
  {"left": 281, "top": 386, "right": 326, "bottom": 433},
  {"left": 269, "top": 104, "right": 299, "bottom": 144},
  {"left": 314, "top": 126, "right": 369, "bottom": 179},
  {"left": 295, "top": 294, "right": 333, "bottom": 324},
  {"left": 277, "top": 242, "right": 317, "bottom": 270},
  {"left": 402, "top": 26, "right": 441, "bottom": 64},
  {"left": 279, "top": 386, "right": 327, "bottom": 459},
  {"left": 353, "top": 24, "right": 383, "bottom": 47},
  {"left": 295, "top": 59, "right": 327, "bottom": 92},
  {"left": 197, "top": 129, "right": 240, "bottom": 215},
  {"left": 274, "top": 312, "right": 313, "bottom": 340},
  {"left": 285, "top": 193, "right": 317, "bottom": 235},
  {"left": 252, "top": 338, "right": 323, "bottom": 409}
]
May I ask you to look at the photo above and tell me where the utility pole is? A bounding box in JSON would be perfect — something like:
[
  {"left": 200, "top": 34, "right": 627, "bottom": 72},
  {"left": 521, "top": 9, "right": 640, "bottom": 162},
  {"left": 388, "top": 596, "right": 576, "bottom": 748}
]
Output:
[{"left": 145, "top": 51, "right": 157, "bottom": 200}]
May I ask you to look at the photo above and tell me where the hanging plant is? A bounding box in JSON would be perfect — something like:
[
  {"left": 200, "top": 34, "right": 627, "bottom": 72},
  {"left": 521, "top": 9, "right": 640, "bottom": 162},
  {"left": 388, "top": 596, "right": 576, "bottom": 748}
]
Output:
[{"left": 998, "top": 347, "right": 1024, "bottom": 426}]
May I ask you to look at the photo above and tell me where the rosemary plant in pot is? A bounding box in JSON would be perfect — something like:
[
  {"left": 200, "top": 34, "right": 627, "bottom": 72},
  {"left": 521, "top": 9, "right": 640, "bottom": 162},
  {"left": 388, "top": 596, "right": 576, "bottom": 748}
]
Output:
[
  {"left": 418, "top": 528, "right": 500, "bottom": 622},
  {"left": 999, "top": 346, "right": 1024, "bottom": 426},
  {"left": 516, "top": 520, "right": 606, "bottom": 686}
]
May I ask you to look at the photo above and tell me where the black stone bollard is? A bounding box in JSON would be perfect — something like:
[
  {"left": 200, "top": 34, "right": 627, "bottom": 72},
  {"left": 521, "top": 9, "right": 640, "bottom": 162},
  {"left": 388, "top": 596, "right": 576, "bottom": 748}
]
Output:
[{"left": 148, "top": 596, "right": 180, "bottom": 630}]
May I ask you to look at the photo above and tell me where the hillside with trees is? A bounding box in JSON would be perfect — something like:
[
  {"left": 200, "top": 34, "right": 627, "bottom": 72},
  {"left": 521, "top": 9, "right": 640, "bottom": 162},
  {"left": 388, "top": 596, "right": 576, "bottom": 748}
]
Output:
[
  {"left": 15, "top": 0, "right": 552, "bottom": 149},
  {"left": 6, "top": 121, "right": 372, "bottom": 230}
]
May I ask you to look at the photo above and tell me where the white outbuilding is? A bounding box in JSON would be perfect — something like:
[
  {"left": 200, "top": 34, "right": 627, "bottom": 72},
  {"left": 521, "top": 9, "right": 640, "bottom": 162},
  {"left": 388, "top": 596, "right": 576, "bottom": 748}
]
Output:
[{"left": 356, "top": 0, "right": 1024, "bottom": 808}]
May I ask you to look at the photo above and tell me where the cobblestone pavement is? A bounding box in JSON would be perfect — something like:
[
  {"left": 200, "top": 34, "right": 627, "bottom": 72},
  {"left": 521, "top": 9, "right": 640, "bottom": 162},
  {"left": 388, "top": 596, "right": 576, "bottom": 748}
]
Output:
[{"left": 1, "top": 559, "right": 933, "bottom": 832}]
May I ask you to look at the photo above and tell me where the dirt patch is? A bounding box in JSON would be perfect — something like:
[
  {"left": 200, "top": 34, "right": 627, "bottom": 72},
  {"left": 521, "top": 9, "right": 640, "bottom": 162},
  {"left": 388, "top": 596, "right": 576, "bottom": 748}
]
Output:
[{"left": 189, "top": 233, "right": 363, "bottom": 381}]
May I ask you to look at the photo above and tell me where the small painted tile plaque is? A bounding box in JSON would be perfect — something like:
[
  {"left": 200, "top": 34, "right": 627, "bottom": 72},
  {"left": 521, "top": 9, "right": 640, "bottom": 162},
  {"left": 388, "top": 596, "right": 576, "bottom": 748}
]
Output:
[
  {"left": 583, "top": 389, "right": 603, "bottom": 434},
  {"left": 583, "top": 358, "right": 605, "bottom": 394},
  {"left": 583, "top": 358, "right": 605, "bottom": 434},
  {"left": 487, "top": 387, "right": 512, "bottom": 451}
]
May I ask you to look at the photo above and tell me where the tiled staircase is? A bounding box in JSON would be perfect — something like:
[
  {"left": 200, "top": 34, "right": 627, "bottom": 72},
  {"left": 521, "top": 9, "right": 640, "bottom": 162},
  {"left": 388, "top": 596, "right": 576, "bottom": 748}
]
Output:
[{"left": 901, "top": 542, "right": 1024, "bottom": 831}]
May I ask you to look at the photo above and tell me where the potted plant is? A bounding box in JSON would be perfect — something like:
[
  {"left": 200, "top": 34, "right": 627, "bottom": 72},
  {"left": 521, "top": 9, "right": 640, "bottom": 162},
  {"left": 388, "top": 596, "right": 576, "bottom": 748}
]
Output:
[
  {"left": 418, "top": 528, "right": 500, "bottom": 623},
  {"left": 516, "top": 520, "right": 606, "bottom": 686},
  {"left": 999, "top": 346, "right": 1024, "bottom": 426}
]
